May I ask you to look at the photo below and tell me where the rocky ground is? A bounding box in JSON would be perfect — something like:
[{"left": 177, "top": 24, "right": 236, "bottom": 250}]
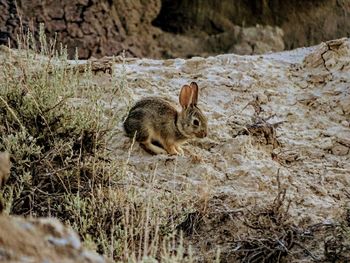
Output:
[
  {"left": 110, "top": 37, "right": 350, "bottom": 261},
  {"left": 0, "top": 214, "right": 111, "bottom": 262},
  {"left": 114, "top": 38, "right": 349, "bottom": 223},
  {"left": 0, "top": 38, "right": 349, "bottom": 262}
]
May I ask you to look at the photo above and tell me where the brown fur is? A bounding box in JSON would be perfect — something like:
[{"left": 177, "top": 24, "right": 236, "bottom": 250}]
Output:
[{"left": 123, "top": 82, "right": 208, "bottom": 155}]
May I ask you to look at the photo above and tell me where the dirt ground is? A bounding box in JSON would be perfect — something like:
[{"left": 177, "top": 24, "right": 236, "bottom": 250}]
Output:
[
  {"left": 0, "top": 38, "right": 349, "bottom": 262},
  {"left": 110, "top": 38, "right": 350, "bottom": 261}
]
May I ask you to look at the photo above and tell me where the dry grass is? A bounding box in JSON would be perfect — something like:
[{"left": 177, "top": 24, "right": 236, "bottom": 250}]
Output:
[
  {"left": 174, "top": 173, "right": 350, "bottom": 262},
  {"left": 0, "top": 25, "right": 198, "bottom": 262}
]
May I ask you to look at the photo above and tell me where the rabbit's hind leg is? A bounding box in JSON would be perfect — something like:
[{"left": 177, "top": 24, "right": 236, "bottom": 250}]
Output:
[{"left": 141, "top": 140, "right": 167, "bottom": 155}]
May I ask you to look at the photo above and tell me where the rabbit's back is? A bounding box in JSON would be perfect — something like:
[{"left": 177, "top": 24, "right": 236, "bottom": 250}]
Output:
[{"left": 123, "top": 98, "right": 178, "bottom": 142}]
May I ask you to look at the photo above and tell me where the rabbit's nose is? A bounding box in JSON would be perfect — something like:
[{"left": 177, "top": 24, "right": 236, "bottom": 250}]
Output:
[{"left": 196, "top": 130, "right": 207, "bottom": 138}]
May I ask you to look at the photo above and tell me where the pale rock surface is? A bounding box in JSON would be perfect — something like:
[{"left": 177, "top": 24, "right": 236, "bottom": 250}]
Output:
[
  {"left": 0, "top": 215, "right": 111, "bottom": 263},
  {"left": 111, "top": 38, "right": 350, "bottom": 227}
]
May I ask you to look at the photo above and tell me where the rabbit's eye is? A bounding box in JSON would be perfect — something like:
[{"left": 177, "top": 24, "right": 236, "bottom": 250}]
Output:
[{"left": 193, "top": 119, "right": 200, "bottom": 126}]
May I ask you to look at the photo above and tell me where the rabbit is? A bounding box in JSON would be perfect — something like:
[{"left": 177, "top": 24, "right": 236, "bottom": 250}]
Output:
[{"left": 123, "top": 82, "right": 208, "bottom": 155}]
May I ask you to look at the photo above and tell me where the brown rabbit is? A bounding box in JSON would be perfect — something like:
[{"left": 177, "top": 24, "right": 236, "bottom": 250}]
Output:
[{"left": 123, "top": 82, "right": 208, "bottom": 155}]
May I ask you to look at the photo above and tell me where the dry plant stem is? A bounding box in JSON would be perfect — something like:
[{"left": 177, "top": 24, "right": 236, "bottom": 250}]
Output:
[
  {"left": 143, "top": 164, "right": 157, "bottom": 258},
  {"left": 0, "top": 96, "right": 26, "bottom": 132},
  {"left": 122, "top": 132, "right": 137, "bottom": 179},
  {"left": 294, "top": 242, "right": 320, "bottom": 261}
]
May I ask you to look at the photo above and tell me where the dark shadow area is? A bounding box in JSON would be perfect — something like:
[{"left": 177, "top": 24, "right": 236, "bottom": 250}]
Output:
[{"left": 1, "top": 0, "right": 349, "bottom": 58}]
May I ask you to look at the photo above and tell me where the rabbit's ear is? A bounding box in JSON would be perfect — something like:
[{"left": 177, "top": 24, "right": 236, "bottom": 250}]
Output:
[
  {"left": 179, "top": 85, "right": 193, "bottom": 108},
  {"left": 190, "top": 82, "right": 199, "bottom": 105}
]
